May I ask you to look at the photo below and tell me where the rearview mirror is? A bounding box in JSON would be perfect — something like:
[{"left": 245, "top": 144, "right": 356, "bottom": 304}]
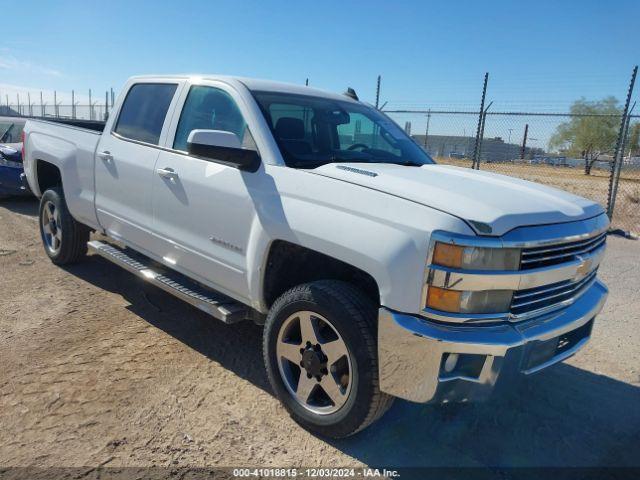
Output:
[
  {"left": 187, "top": 129, "right": 260, "bottom": 172},
  {"left": 325, "top": 109, "right": 350, "bottom": 125}
]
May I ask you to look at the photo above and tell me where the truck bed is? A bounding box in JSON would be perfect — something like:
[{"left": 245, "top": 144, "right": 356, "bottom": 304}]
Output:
[
  {"left": 23, "top": 117, "right": 106, "bottom": 229},
  {"left": 24, "top": 116, "right": 106, "bottom": 133}
]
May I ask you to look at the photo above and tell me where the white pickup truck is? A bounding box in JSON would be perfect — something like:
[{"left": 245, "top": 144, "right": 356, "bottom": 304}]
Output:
[{"left": 23, "top": 75, "right": 609, "bottom": 438}]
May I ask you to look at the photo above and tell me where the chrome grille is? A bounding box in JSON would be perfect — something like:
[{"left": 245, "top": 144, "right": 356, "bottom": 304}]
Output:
[
  {"left": 511, "top": 269, "right": 598, "bottom": 317},
  {"left": 520, "top": 232, "right": 606, "bottom": 270}
]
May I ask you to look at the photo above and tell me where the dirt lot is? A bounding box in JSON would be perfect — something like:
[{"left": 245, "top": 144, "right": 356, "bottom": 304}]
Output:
[{"left": 1, "top": 197, "right": 639, "bottom": 470}]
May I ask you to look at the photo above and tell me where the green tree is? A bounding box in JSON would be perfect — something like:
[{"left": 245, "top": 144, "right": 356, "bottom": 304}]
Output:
[{"left": 549, "top": 97, "right": 621, "bottom": 175}]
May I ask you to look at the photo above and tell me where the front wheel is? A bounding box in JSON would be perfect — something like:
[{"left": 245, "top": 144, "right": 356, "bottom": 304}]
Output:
[
  {"left": 38, "top": 187, "right": 89, "bottom": 265},
  {"left": 263, "top": 280, "right": 394, "bottom": 438}
]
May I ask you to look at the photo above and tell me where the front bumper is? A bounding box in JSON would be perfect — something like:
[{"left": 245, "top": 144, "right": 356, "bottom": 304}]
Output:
[{"left": 378, "top": 279, "right": 608, "bottom": 403}]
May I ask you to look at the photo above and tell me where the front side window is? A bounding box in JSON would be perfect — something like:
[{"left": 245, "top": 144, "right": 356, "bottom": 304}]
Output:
[
  {"left": 114, "top": 83, "right": 177, "bottom": 145},
  {"left": 173, "top": 86, "right": 255, "bottom": 152},
  {"left": 253, "top": 91, "right": 434, "bottom": 168}
]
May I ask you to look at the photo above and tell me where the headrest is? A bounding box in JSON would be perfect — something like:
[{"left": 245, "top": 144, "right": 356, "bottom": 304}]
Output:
[{"left": 275, "top": 117, "right": 305, "bottom": 140}]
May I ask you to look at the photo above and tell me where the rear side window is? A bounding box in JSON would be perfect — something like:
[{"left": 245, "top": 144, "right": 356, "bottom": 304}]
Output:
[{"left": 114, "top": 83, "right": 177, "bottom": 145}]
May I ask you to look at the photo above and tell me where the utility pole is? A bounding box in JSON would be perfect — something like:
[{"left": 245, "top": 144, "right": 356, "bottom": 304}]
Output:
[
  {"left": 424, "top": 109, "right": 431, "bottom": 150},
  {"left": 72, "top": 90, "right": 75, "bottom": 119},
  {"left": 89, "top": 89, "right": 92, "bottom": 120},
  {"left": 105, "top": 91, "right": 109, "bottom": 120},
  {"left": 40, "top": 92, "right": 44, "bottom": 116},
  {"left": 375, "top": 75, "right": 381, "bottom": 109},
  {"left": 54, "top": 91, "right": 58, "bottom": 118}
]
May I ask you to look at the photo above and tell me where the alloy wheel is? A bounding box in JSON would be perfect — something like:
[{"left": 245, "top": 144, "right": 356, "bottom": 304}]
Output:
[
  {"left": 276, "top": 311, "right": 352, "bottom": 415},
  {"left": 41, "top": 200, "right": 62, "bottom": 255}
]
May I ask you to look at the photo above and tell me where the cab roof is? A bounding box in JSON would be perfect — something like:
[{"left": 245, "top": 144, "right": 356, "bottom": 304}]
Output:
[{"left": 127, "top": 74, "right": 358, "bottom": 103}]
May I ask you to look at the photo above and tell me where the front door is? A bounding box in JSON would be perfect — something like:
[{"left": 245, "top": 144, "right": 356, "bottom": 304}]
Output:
[{"left": 151, "top": 84, "right": 260, "bottom": 301}]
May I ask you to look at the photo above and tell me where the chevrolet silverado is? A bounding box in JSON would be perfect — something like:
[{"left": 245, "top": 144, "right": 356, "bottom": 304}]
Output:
[{"left": 23, "top": 75, "right": 609, "bottom": 438}]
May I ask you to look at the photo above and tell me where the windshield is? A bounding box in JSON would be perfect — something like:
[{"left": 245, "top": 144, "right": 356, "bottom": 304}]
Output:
[
  {"left": 0, "top": 121, "right": 25, "bottom": 144},
  {"left": 252, "top": 91, "right": 434, "bottom": 168}
]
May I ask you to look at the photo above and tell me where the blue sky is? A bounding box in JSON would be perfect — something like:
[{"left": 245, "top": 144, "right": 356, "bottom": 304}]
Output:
[{"left": 1, "top": 0, "right": 638, "bottom": 117}]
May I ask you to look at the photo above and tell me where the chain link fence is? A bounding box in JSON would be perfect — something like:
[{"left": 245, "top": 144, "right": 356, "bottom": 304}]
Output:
[
  {"left": 0, "top": 103, "right": 109, "bottom": 121},
  {"left": 0, "top": 88, "right": 115, "bottom": 122}
]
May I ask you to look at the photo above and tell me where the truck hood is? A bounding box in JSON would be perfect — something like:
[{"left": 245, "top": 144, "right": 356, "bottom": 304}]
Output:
[{"left": 309, "top": 163, "right": 604, "bottom": 236}]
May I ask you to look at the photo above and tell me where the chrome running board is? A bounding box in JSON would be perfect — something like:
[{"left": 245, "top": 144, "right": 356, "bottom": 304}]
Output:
[{"left": 87, "top": 240, "right": 247, "bottom": 324}]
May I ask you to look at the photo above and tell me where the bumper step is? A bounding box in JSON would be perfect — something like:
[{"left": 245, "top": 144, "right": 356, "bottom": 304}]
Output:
[{"left": 87, "top": 240, "right": 247, "bottom": 324}]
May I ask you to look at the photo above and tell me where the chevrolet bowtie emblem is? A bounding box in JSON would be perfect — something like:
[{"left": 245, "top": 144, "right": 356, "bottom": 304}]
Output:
[{"left": 574, "top": 255, "right": 593, "bottom": 280}]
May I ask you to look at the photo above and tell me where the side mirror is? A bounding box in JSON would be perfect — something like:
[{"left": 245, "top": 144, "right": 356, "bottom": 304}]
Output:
[{"left": 187, "top": 129, "right": 260, "bottom": 172}]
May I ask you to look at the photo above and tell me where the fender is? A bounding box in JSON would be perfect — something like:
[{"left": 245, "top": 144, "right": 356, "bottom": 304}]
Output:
[{"left": 244, "top": 164, "right": 475, "bottom": 315}]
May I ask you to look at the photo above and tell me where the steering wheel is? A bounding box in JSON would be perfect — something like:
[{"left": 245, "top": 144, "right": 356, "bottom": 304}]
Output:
[{"left": 347, "top": 143, "right": 370, "bottom": 151}]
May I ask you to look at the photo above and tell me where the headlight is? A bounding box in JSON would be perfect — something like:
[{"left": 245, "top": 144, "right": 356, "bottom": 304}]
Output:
[
  {"left": 425, "top": 239, "right": 519, "bottom": 315},
  {"left": 433, "top": 242, "right": 520, "bottom": 271},
  {"left": 426, "top": 286, "right": 512, "bottom": 314}
]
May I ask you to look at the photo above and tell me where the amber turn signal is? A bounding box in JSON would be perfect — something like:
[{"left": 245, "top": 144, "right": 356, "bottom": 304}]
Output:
[
  {"left": 432, "top": 242, "right": 464, "bottom": 269},
  {"left": 426, "top": 286, "right": 462, "bottom": 313}
]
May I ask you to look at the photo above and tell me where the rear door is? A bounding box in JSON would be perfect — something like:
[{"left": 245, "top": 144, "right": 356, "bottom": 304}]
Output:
[{"left": 95, "top": 81, "right": 182, "bottom": 252}]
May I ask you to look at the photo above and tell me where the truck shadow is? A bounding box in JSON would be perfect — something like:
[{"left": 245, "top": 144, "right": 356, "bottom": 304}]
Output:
[
  {"left": 63, "top": 254, "right": 640, "bottom": 469},
  {"left": 0, "top": 196, "right": 39, "bottom": 217},
  {"left": 332, "top": 368, "right": 640, "bottom": 468}
]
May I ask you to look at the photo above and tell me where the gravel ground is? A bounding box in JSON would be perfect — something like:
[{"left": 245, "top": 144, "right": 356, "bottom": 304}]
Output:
[{"left": 1, "top": 196, "right": 639, "bottom": 469}]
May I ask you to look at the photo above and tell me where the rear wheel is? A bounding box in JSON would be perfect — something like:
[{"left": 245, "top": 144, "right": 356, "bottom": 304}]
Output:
[
  {"left": 263, "top": 280, "right": 394, "bottom": 438},
  {"left": 38, "top": 187, "right": 89, "bottom": 265}
]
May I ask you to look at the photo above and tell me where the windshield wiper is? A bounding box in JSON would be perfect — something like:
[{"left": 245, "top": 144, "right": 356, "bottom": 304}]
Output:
[
  {"left": 288, "top": 159, "right": 332, "bottom": 168},
  {"left": 328, "top": 155, "right": 375, "bottom": 163},
  {"left": 288, "top": 157, "right": 373, "bottom": 169},
  {"left": 289, "top": 157, "right": 424, "bottom": 169}
]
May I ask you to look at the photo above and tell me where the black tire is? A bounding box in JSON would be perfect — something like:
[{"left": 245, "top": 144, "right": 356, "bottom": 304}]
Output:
[
  {"left": 263, "top": 280, "right": 394, "bottom": 438},
  {"left": 38, "top": 187, "right": 89, "bottom": 265}
]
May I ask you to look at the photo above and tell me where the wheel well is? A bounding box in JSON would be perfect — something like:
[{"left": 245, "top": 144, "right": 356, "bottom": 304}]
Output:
[
  {"left": 36, "top": 160, "right": 62, "bottom": 194},
  {"left": 263, "top": 240, "right": 380, "bottom": 309}
]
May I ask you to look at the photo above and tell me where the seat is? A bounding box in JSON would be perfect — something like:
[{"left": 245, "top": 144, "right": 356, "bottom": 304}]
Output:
[{"left": 275, "top": 117, "right": 312, "bottom": 155}]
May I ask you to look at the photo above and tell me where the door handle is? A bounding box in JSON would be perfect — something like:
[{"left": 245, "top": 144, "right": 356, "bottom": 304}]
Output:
[
  {"left": 98, "top": 150, "right": 113, "bottom": 162},
  {"left": 157, "top": 167, "right": 178, "bottom": 179}
]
